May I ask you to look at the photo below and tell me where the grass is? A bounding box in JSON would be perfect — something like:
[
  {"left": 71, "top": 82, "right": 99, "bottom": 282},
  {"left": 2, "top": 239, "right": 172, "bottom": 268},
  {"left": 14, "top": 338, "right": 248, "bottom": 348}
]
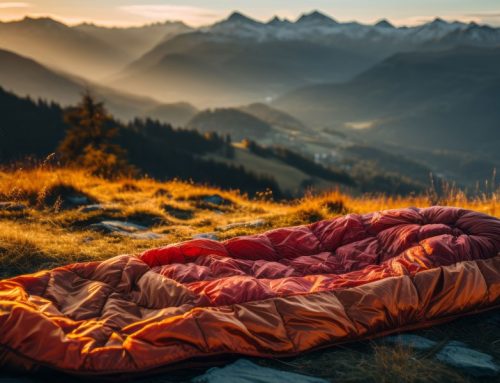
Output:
[{"left": 0, "top": 167, "right": 499, "bottom": 382}]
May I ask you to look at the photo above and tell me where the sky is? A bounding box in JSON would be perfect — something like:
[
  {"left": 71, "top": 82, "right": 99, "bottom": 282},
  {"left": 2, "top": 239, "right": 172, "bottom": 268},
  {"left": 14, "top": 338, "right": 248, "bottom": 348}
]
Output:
[{"left": 1, "top": 0, "right": 500, "bottom": 27}]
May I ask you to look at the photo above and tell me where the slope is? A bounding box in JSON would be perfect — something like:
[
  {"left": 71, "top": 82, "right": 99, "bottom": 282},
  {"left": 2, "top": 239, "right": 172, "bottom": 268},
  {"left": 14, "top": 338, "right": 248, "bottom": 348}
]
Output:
[
  {"left": 0, "top": 17, "right": 129, "bottom": 79},
  {"left": 275, "top": 46, "right": 500, "bottom": 159},
  {"left": 0, "top": 49, "right": 197, "bottom": 125},
  {"left": 75, "top": 21, "right": 192, "bottom": 58}
]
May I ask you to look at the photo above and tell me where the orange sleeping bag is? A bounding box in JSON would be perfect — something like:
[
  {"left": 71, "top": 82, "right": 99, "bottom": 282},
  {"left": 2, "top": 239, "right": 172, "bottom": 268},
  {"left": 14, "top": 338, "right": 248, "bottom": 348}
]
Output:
[{"left": 0, "top": 206, "right": 499, "bottom": 375}]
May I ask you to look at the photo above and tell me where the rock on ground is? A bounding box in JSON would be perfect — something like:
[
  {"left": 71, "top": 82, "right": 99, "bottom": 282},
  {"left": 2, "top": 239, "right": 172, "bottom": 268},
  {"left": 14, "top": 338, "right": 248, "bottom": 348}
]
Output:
[
  {"left": 192, "top": 359, "right": 328, "bottom": 383},
  {"left": 193, "top": 233, "right": 219, "bottom": 241},
  {"left": 0, "top": 202, "right": 26, "bottom": 211},
  {"left": 202, "top": 195, "right": 232, "bottom": 206},
  {"left": 217, "top": 219, "right": 266, "bottom": 232},
  {"left": 435, "top": 341, "right": 499, "bottom": 377},
  {"left": 79, "top": 204, "right": 121, "bottom": 213},
  {"left": 382, "top": 334, "right": 438, "bottom": 350},
  {"left": 383, "top": 334, "right": 499, "bottom": 377},
  {"left": 88, "top": 220, "right": 162, "bottom": 239}
]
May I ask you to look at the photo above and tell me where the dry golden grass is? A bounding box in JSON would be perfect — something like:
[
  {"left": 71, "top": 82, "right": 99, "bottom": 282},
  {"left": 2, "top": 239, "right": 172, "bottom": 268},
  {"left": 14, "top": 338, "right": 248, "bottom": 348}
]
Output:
[{"left": 0, "top": 167, "right": 498, "bottom": 278}]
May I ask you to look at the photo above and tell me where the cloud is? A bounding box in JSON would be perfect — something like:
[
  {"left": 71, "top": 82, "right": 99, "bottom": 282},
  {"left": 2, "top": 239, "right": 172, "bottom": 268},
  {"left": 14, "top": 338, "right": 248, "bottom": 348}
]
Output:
[
  {"left": 0, "top": 2, "right": 30, "bottom": 8},
  {"left": 464, "top": 12, "right": 500, "bottom": 26},
  {"left": 467, "top": 13, "right": 500, "bottom": 18},
  {"left": 118, "top": 4, "right": 224, "bottom": 26}
]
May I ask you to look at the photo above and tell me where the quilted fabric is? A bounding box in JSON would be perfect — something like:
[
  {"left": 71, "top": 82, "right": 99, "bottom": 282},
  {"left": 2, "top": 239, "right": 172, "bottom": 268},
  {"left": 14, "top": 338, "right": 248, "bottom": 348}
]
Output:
[{"left": 0, "top": 206, "right": 499, "bottom": 375}]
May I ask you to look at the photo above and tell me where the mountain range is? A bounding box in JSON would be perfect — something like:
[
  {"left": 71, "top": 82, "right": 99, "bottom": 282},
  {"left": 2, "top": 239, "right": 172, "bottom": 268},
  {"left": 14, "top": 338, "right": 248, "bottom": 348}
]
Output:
[
  {"left": 111, "top": 12, "right": 500, "bottom": 105},
  {"left": 3, "top": 12, "right": 499, "bottom": 106},
  {"left": 0, "top": 11, "right": 499, "bottom": 191},
  {"left": 0, "top": 17, "right": 192, "bottom": 80}
]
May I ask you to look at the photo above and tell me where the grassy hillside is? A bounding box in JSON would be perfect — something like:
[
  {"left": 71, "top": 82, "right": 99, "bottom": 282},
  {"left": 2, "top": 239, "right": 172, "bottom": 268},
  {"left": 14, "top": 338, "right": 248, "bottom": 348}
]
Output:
[
  {"left": 187, "top": 108, "right": 273, "bottom": 141},
  {"left": 205, "top": 146, "right": 334, "bottom": 194},
  {"left": 1, "top": 167, "right": 497, "bottom": 279},
  {"left": 238, "top": 102, "right": 311, "bottom": 134}
]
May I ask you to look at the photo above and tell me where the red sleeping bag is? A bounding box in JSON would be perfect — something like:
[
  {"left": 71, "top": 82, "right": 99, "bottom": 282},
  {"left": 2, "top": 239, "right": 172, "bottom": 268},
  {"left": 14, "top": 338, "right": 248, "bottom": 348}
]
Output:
[{"left": 0, "top": 206, "right": 499, "bottom": 375}]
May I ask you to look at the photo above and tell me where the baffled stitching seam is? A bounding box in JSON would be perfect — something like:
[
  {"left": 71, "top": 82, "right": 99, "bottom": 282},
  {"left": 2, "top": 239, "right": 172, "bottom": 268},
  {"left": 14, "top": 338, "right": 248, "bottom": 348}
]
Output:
[
  {"left": 307, "top": 225, "right": 324, "bottom": 254},
  {"left": 192, "top": 311, "right": 210, "bottom": 352},
  {"left": 355, "top": 213, "right": 387, "bottom": 266},
  {"left": 331, "top": 291, "right": 359, "bottom": 332},
  {"left": 272, "top": 299, "right": 296, "bottom": 352},
  {"left": 39, "top": 271, "right": 52, "bottom": 298},
  {"left": 263, "top": 234, "right": 283, "bottom": 260}
]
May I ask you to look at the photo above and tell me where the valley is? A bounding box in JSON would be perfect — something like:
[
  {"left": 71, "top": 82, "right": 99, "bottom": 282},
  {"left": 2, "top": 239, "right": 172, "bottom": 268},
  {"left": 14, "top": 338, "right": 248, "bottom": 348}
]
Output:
[{"left": 1, "top": 11, "right": 499, "bottom": 196}]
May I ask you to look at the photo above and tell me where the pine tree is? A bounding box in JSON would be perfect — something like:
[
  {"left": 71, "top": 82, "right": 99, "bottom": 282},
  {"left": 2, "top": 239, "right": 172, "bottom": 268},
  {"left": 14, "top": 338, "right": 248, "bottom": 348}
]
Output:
[
  {"left": 224, "top": 134, "right": 235, "bottom": 159},
  {"left": 57, "top": 92, "right": 136, "bottom": 178}
]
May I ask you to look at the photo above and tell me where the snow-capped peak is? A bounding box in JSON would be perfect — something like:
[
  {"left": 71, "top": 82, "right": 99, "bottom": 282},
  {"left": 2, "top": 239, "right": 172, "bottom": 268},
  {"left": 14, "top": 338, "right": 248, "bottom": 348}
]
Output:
[
  {"left": 204, "top": 11, "right": 499, "bottom": 46},
  {"left": 224, "top": 12, "right": 262, "bottom": 26},
  {"left": 208, "top": 11, "right": 267, "bottom": 40},
  {"left": 375, "top": 19, "right": 395, "bottom": 29},
  {"left": 430, "top": 17, "right": 447, "bottom": 25},
  {"left": 413, "top": 18, "right": 469, "bottom": 40},
  {"left": 267, "top": 16, "right": 292, "bottom": 27},
  {"left": 296, "top": 11, "right": 337, "bottom": 25}
]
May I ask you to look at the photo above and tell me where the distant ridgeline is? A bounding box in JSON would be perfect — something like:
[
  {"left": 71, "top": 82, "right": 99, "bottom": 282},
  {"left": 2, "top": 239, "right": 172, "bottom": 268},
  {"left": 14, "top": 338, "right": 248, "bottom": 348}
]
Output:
[{"left": 0, "top": 87, "right": 280, "bottom": 197}]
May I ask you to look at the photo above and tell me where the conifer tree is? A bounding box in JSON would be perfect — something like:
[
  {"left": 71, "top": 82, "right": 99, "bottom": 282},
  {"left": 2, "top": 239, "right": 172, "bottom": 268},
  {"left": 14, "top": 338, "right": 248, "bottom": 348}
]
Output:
[{"left": 57, "top": 92, "right": 136, "bottom": 178}]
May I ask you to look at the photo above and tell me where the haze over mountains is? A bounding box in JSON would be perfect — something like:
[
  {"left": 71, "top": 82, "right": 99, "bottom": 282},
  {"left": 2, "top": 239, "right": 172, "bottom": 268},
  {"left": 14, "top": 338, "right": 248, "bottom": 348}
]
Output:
[
  {"left": 3, "top": 11, "right": 499, "bottom": 105},
  {"left": 1, "top": 10, "right": 499, "bottom": 193},
  {"left": 75, "top": 21, "right": 193, "bottom": 59},
  {"left": 0, "top": 17, "right": 127, "bottom": 79},
  {"left": 0, "top": 49, "right": 198, "bottom": 125},
  {"left": 112, "top": 12, "right": 500, "bottom": 106},
  {"left": 276, "top": 46, "right": 500, "bottom": 158}
]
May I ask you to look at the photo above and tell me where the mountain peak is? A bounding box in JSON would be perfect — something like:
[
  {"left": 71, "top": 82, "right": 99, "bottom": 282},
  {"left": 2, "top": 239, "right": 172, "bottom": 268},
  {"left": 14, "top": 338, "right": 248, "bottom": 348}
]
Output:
[
  {"left": 226, "top": 11, "right": 259, "bottom": 24},
  {"left": 21, "top": 16, "right": 65, "bottom": 28},
  {"left": 430, "top": 17, "right": 448, "bottom": 25},
  {"left": 375, "top": 19, "right": 395, "bottom": 29},
  {"left": 268, "top": 16, "right": 292, "bottom": 26},
  {"left": 296, "top": 10, "right": 337, "bottom": 25}
]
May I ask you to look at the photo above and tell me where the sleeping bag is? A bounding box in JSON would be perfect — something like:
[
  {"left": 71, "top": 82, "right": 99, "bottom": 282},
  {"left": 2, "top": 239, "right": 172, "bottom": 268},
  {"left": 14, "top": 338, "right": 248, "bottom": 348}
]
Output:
[{"left": 0, "top": 206, "right": 499, "bottom": 376}]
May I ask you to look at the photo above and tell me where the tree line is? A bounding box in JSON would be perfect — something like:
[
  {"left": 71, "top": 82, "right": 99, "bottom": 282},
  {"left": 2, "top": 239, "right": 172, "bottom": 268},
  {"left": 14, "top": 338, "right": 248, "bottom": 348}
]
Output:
[{"left": 0, "top": 88, "right": 282, "bottom": 197}]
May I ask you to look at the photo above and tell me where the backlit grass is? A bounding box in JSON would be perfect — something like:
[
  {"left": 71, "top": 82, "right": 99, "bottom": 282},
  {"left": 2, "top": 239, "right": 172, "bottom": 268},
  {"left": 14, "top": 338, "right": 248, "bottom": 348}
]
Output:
[{"left": 0, "top": 167, "right": 498, "bottom": 278}]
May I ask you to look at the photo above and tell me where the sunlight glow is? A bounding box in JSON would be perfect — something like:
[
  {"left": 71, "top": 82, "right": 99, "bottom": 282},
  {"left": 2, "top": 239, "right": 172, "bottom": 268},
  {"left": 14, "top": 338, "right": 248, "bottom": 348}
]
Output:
[
  {"left": 0, "top": 2, "right": 30, "bottom": 8},
  {"left": 119, "top": 4, "right": 225, "bottom": 26},
  {"left": 0, "top": 1, "right": 499, "bottom": 28}
]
